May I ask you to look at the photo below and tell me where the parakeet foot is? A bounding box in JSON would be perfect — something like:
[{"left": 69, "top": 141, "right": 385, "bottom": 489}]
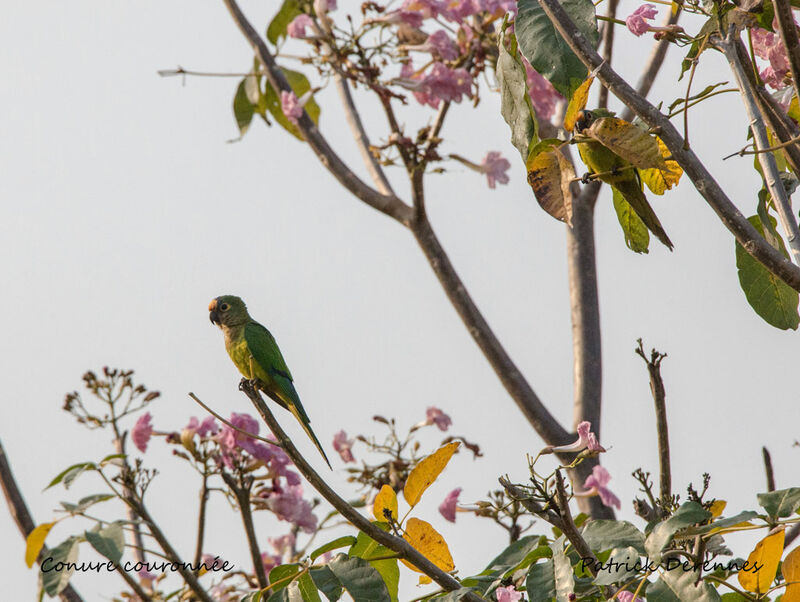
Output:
[
  {"left": 238, "top": 378, "right": 258, "bottom": 394},
  {"left": 581, "top": 172, "right": 593, "bottom": 184}
]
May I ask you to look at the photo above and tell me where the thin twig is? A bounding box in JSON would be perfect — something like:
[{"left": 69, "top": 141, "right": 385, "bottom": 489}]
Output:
[
  {"left": 0, "top": 439, "right": 85, "bottom": 602},
  {"left": 635, "top": 340, "right": 671, "bottom": 503},
  {"left": 189, "top": 392, "right": 281, "bottom": 448},
  {"left": 553, "top": 471, "right": 601, "bottom": 577},
  {"left": 535, "top": 0, "right": 800, "bottom": 290},
  {"left": 220, "top": 0, "right": 413, "bottom": 226},
  {"left": 238, "top": 381, "right": 486, "bottom": 601},
  {"left": 598, "top": 0, "right": 620, "bottom": 109},
  {"left": 762, "top": 447, "right": 776, "bottom": 492},
  {"left": 220, "top": 472, "right": 268, "bottom": 589},
  {"left": 724, "top": 133, "right": 800, "bottom": 161},
  {"left": 719, "top": 31, "right": 800, "bottom": 263},
  {"left": 194, "top": 472, "right": 209, "bottom": 568}
]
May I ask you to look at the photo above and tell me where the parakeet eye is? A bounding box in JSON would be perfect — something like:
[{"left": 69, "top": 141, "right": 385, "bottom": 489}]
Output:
[{"left": 220, "top": 303, "right": 230, "bottom": 311}]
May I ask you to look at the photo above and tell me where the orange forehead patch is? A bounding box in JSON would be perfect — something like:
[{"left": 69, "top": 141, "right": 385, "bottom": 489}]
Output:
[{"left": 208, "top": 299, "right": 218, "bottom": 311}]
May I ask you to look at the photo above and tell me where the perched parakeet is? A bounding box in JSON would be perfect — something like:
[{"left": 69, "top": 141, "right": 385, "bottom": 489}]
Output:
[
  {"left": 209, "top": 295, "right": 331, "bottom": 468},
  {"left": 574, "top": 109, "right": 673, "bottom": 250}
]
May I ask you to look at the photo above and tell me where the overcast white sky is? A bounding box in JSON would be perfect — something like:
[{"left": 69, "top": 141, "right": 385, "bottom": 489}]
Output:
[{"left": 2, "top": 1, "right": 798, "bottom": 600}]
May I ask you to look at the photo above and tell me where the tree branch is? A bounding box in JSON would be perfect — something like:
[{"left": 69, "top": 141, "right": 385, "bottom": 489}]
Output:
[
  {"left": 634, "top": 340, "right": 671, "bottom": 503},
  {"left": 221, "top": 0, "right": 413, "bottom": 226},
  {"left": 410, "top": 215, "right": 570, "bottom": 445},
  {"left": 0, "top": 439, "right": 85, "bottom": 602},
  {"left": 237, "top": 382, "right": 486, "bottom": 601},
  {"left": 220, "top": 472, "right": 268, "bottom": 589},
  {"left": 719, "top": 32, "right": 800, "bottom": 263},
  {"left": 762, "top": 446, "right": 776, "bottom": 492},
  {"left": 536, "top": 0, "right": 800, "bottom": 291},
  {"left": 598, "top": 0, "right": 619, "bottom": 109},
  {"left": 772, "top": 0, "right": 800, "bottom": 112}
]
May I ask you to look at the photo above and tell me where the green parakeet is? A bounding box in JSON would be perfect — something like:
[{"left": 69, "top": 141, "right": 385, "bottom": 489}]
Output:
[
  {"left": 574, "top": 109, "right": 674, "bottom": 250},
  {"left": 209, "top": 295, "right": 331, "bottom": 468}
]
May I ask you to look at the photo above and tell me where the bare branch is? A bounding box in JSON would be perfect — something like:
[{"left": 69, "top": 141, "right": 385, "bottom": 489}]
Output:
[
  {"left": 0, "top": 439, "right": 85, "bottom": 602},
  {"left": 553, "top": 471, "right": 601, "bottom": 576},
  {"left": 598, "top": 0, "right": 620, "bottom": 109},
  {"left": 220, "top": 0, "right": 414, "bottom": 226},
  {"left": 535, "top": 0, "right": 800, "bottom": 291},
  {"left": 719, "top": 32, "right": 800, "bottom": 263},
  {"left": 762, "top": 446, "right": 776, "bottom": 492},
  {"left": 635, "top": 340, "right": 671, "bottom": 502},
  {"left": 410, "top": 216, "right": 570, "bottom": 445},
  {"left": 237, "top": 382, "right": 486, "bottom": 601},
  {"left": 220, "top": 472, "right": 268, "bottom": 589}
]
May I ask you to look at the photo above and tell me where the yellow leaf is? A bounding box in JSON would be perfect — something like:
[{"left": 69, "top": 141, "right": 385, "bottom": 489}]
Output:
[
  {"left": 640, "top": 137, "right": 682, "bottom": 195},
  {"left": 526, "top": 145, "right": 575, "bottom": 226},
  {"left": 738, "top": 528, "right": 785, "bottom": 594},
  {"left": 373, "top": 484, "right": 398, "bottom": 522},
  {"left": 587, "top": 117, "right": 669, "bottom": 173},
  {"left": 783, "top": 545, "right": 800, "bottom": 602},
  {"left": 418, "top": 575, "right": 432, "bottom": 585},
  {"left": 709, "top": 500, "right": 727, "bottom": 518},
  {"left": 404, "top": 442, "right": 460, "bottom": 508},
  {"left": 25, "top": 522, "right": 55, "bottom": 568},
  {"left": 563, "top": 77, "right": 594, "bottom": 132},
  {"left": 401, "top": 518, "right": 455, "bottom": 573}
]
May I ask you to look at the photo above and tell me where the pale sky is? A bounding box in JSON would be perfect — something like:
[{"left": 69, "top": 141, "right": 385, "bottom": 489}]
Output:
[{"left": 1, "top": 2, "right": 798, "bottom": 600}]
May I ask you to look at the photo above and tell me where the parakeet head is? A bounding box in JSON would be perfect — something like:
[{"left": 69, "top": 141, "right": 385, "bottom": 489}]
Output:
[
  {"left": 209, "top": 295, "right": 250, "bottom": 327},
  {"left": 574, "top": 108, "right": 615, "bottom": 135}
]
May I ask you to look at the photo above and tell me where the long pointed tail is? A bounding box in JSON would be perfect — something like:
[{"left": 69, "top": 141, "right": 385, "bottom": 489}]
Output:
[
  {"left": 286, "top": 402, "right": 332, "bottom": 469},
  {"left": 615, "top": 180, "right": 674, "bottom": 250}
]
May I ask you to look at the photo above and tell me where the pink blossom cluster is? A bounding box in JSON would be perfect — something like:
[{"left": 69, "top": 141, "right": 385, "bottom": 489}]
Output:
[
  {"left": 261, "top": 483, "right": 318, "bottom": 532},
  {"left": 399, "top": 62, "right": 473, "bottom": 108},
  {"left": 625, "top": 4, "right": 658, "bottom": 37},
  {"left": 332, "top": 430, "right": 356, "bottom": 463},
  {"left": 261, "top": 533, "right": 296, "bottom": 573},
  {"left": 752, "top": 27, "right": 791, "bottom": 90}
]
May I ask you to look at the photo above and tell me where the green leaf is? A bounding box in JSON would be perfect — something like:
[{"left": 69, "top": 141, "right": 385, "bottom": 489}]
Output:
[
  {"left": 485, "top": 535, "right": 543, "bottom": 571},
  {"left": 270, "top": 564, "right": 301, "bottom": 591},
  {"left": 645, "top": 502, "right": 712, "bottom": 563},
  {"left": 516, "top": 0, "right": 599, "bottom": 98},
  {"left": 647, "top": 569, "right": 721, "bottom": 602},
  {"left": 264, "top": 69, "right": 320, "bottom": 141},
  {"left": 234, "top": 78, "right": 256, "bottom": 137},
  {"left": 592, "top": 546, "right": 641, "bottom": 586},
  {"left": 41, "top": 537, "right": 80, "bottom": 596},
  {"left": 612, "top": 187, "right": 650, "bottom": 253},
  {"left": 84, "top": 522, "right": 124, "bottom": 565},
  {"left": 550, "top": 536, "right": 574, "bottom": 602},
  {"left": 497, "top": 25, "right": 538, "bottom": 161},
  {"left": 433, "top": 588, "right": 481, "bottom": 601},
  {"left": 581, "top": 520, "right": 646, "bottom": 555},
  {"left": 757, "top": 487, "right": 800, "bottom": 518},
  {"left": 309, "top": 566, "right": 343, "bottom": 602},
  {"left": 312, "top": 536, "right": 358, "bottom": 561},
  {"left": 681, "top": 511, "right": 759, "bottom": 536},
  {"left": 99, "top": 453, "right": 126, "bottom": 466},
  {"left": 736, "top": 215, "right": 800, "bottom": 330},
  {"left": 526, "top": 560, "right": 556, "bottom": 602},
  {"left": 46, "top": 462, "right": 96, "bottom": 490},
  {"left": 348, "top": 528, "right": 398, "bottom": 602},
  {"left": 242, "top": 591, "right": 265, "bottom": 602},
  {"left": 328, "top": 553, "right": 391, "bottom": 602},
  {"left": 62, "top": 493, "right": 115, "bottom": 515},
  {"left": 268, "top": 0, "right": 303, "bottom": 44},
  {"left": 296, "top": 572, "right": 322, "bottom": 602}
]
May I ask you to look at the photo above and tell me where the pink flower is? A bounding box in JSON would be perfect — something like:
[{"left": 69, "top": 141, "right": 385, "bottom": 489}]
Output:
[
  {"left": 523, "top": 60, "right": 564, "bottom": 123},
  {"left": 215, "top": 412, "right": 289, "bottom": 470},
  {"left": 281, "top": 91, "right": 304, "bottom": 125},
  {"left": 131, "top": 412, "right": 153, "bottom": 453},
  {"left": 137, "top": 567, "right": 156, "bottom": 584},
  {"left": 582, "top": 465, "right": 621, "bottom": 509},
  {"left": 370, "top": 9, "right": 425, "bottom": 27},
  {"left": 626, "top": 4, "right": 658, "bottom": 36},
  {"left": 397, "top": 61, "right": 472, "bottom": 108},
  {"left": 479, "top": 0, "right": 517, "bottom": 17},
  {"left": 402, "top": 0, "right": 444, "bottom": 19},
  {"left": 426, "top": 406, "right": 453, "bottom": 431},
  {"left": 287, "top": 14, "right": 315, "bottom": 38},
  {"left": 617, "top": 592, "right": 644, "bottom": 602},
  {"left": 548, "top": 421, "right": 605, "bottom": 454},
  {"left": 441, "top": 0, "right": 481, "bottom": 23},
  {"left": 480, "top": 151, "right": 511, "bottom": 189},
  {"left": 404, "top": 30, "right": 460, "bottom": 61},
  {"left": 201, "top": 554, "right": 225, "bottom": 571},
  {"left": 332, "top": 430, "right": 356, "bottom": 463},
  {"left": 266, "top": 485, "right": 318, "bottom": 532},
  {"left": 495, "top": 585, "right": 523, "bottom": 602},
  {"left": 185, "top": 415, "right": 219, "bottom": 438},
  {"left": 261, "top": 533, "right": 296, "bottom": 572},
  {"left": 438, "top": 488, "right": 461, "bottom": 522},
  {"left": 752, "top": 27, "right": 790, "bottom": 90}
]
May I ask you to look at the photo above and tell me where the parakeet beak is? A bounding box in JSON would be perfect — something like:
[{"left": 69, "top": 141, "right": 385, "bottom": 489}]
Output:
[
  {"left": 208, "top": 298, "right": 220, "bottom": 325},
  {"left": 574, "top": 110, "right": 592, "bottom": 135}
]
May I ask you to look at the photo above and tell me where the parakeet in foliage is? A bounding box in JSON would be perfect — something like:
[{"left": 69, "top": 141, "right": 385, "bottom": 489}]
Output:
[
  {"left": 574, "top": 109, "right": 674, "bottom": 250},
  {"left": 209, "top": 295, "right": 331, "bottom": 468}
]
